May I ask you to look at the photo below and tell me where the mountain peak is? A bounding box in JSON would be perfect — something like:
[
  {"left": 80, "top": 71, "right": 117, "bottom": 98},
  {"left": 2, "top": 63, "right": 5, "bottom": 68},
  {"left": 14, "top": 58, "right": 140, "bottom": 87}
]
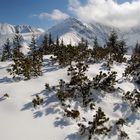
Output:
[
  {"left": 0, "top": 23, "right": 15, "bottom": 35},
  {"left": 48, "top": 17, "right": 114, "bottom": 46}
]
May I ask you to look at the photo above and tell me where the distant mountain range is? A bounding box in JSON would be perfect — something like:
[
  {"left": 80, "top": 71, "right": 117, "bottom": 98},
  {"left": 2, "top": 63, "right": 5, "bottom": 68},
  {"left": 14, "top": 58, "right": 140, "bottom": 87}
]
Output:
[
  {"left": 0, "top": 23, "right": 44, "bottom": 35},
  {"left": 0, "top": 17, "right": 140, "bottom": 52}
]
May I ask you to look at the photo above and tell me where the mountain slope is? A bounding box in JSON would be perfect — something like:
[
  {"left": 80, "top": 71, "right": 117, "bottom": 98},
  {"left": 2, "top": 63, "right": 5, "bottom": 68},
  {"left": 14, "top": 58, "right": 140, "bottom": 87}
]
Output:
[
  {"left": 48, "top": 17, "right": 140, "bottom": 49},
  {"left": 48, "top": 18, "right": 121, "bottom": 46},
  {"left": 0, "top": 23, "right": 45, "bottom": 52},
  {"left": 0, "top": 55, "right": 139, "bottom": 140},
  {"left": 0, "top": 23, "right": 15, "bottom": 35}
]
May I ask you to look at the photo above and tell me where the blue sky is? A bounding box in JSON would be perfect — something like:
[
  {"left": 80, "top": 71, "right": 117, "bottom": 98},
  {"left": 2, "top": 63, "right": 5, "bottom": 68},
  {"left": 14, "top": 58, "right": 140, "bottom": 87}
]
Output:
[
  {"left": 0, "top": 0, "right": 135, "bottom": 29},
  {"left": 0, "top": 0, "right": 70, "bottom": 28}
]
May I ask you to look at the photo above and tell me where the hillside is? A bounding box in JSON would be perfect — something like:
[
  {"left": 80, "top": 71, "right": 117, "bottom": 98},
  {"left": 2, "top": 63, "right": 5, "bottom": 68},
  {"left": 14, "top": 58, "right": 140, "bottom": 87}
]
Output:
[
  {"left": 0, "top": 47, "right": 140, "bottom": 140},
  {"left": 0, "top": 17, "right": 140, "bottom": 140}
]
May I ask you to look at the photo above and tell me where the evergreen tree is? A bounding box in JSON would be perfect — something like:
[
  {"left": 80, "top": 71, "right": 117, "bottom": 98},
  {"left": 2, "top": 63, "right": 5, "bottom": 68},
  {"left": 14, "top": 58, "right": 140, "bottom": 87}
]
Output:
[
  {"left": 49, "top": 33, "right": 53, "bottom": 47},
  {"left": 92, "top": 71, "right": 117, "bottom": 92},
  {"left": 22, "top": 56, "right": 33, "bottom": 80},
  {"left": 1, "top": 38, "right": 12, "bottom": 61},
  {"left": 122, "top": 89, "right": 140, "bottom": 112},
  {"left": 8, "top": 33, "right": 43, "bottom": 80},
  {"left": 78, "top": 107, "right": 111, "bottom": 140},
  {"left": 117, "top": 39, "right": 127, "bottom": 63},
  {"left": 32, "top": 95, "right": 44, "bottom": 108},
  {"left": 30, "top": 35, "right": 43, "bottom": 77},
  {"left": 107, "top": 30, "right": 118, "bottom": 60},
  {"left": 12, "top": 29, "right": 22, "bottom": 55},
  {"left": 134, "top": 41, "right": 140, "bottom": 54},
  {"left": 56, "top": 35, "right": 60, "bottom": 46},
  {"left": 115, "top": 118, "right": 129, "bottom": 139},
  {"left": 52, "top": 40, "right": 77, "bottom": 67},
  {"left": 94, "top": 37, "right": 99, "bottom": 48},
  {"left": 7, "top": 30, "right": 25, "bottom": 79},
  {"left": 67, "top": 62, "right": 93, "bottom": 106},
  {"left": 124, "top": 43, "right": 140, "bottom": 84},
  {"left": 29, "top": 34, "right": 38, "bottom": 53},
  {"left": 76, "top": 38, "right": 90, "bottom": 62},
  {"left": 107, "top": 31, "right": 127, "bottom": 63},
  {"left": 42, "top": 34, "right": 49, "bottom": 55},
  {"left": 91, "top": 37, "right": 108, "bottom": 62},
  {"left": 68, "top": 62, "right": 89, "bottom": 86}
]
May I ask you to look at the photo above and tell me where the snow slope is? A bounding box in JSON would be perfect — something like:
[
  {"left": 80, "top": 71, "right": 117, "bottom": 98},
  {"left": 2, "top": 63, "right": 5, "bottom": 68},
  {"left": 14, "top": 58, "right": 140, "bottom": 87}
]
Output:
[
  {"left": 0, "top": 23, "right": 15, "bottom": 35},
  {"left": 48, "top": 17, "right": 140, "bottom": 50},
  {"left": 48, "top": 17, "right": 116, "bottom": 46},
  {"left": 0, "top": 55, "right": 140, "bottom": 140},
  {"left": 0, "top": 23, "right": 45, "bottom": 52}
]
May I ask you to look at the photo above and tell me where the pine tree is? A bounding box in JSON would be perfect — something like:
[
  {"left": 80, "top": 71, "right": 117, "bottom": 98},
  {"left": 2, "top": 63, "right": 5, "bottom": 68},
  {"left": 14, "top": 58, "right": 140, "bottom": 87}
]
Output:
[
  {"left": 30, "top": 34, "right": 37, "bottom": 52},
  {"left": 90, "top": 37, "right": 110, "bottom": 63},
  {"left": 78, "top": 107, "right": 111, "bottom": 140},
  {"left": 68, "top": 62, "right": 89, "bottom": 86},
  {"left": 107, "top": 31, "right": 127, "bottom": 63},
  {"left": 117, "top": 40, "right": 127, "bottom": 62},
  {"left": 1, "top": 38, "right": 12, "bottom": 61},
  {"left": 12, "top": 29, "right": 24, "bottom": 65},
  {"left": 94, "top": 37, "right": 99, "bottom": 48},
  {"left": 29, "top": 35, "right": 43, "bottom": 77},
  {"left": 122, "top": 89, "right": 140, "bottom": 112},
  {"left": 12, "top": 29, "right": 23, "bottom": 55},
  {"left": 67, "top": 62, "right": 93, "bottom": 106},
  {"left": 49, "top": 33, "right": 53, "bottom": 47},
  {"left": 8, "top": 33, "right": 43, "bottom": 80},
  {"left": 22, "top": 56, "right": 32, "bottom": 80},
  {"left": 32, "top": 95, "right": 44, "bottom": 108},
  {"left": 124, "top": 43, "right": 140, "bottom": 84},
  {"left": 115, "top": 118, "right": 129, "bottom": 139},
  {"left": 42, "top": 34, "right": 49, "bottom": 55},
  {"left": 107, "top": 30, "right": 118, "bottom": 59},
  {"left": 56, "top": 35, "right": 60, "bottom": 46},
  {"left": 48, "top": 33, "right": 55, "bottom": 53},
  {"left": 7, "top": 30, "right": 25, "bottom": 79},
  {"left": 76, "top": 38, "right": 90, "bottom": 62},
  {"left": 92, "top": 71, "right": 117, "bottom": 92},
  {"left": 134, "top": 41, "right": 140, "bottom": 54}
]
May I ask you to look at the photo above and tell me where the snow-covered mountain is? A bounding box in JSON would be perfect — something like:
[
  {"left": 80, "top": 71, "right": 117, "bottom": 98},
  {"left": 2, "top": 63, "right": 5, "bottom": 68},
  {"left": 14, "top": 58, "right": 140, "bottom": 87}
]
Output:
[
  {"left": 1, "top": 17, "right": 140, "bottom": 52},
  {"left": 0, "top": 23, "right": 45, "bottom": 53},
  {"left": 16, "top": 25, "right": 45, "bottom": 34},
  {"left": 48, "top": 17, "right": 140, "bottom": 49},
  {"left": 0, "top": 23, "right": 45, "bottom": 35},
  {"left": 48, "top": 17, "right": 116, "bottom": 46},
  {"left": 0, "top": 23, "right": 15, "bottom": 35}
]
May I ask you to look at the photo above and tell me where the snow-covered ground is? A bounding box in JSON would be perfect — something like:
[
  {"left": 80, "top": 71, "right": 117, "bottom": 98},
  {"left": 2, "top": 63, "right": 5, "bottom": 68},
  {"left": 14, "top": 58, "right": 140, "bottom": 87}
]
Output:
[{"left": 0, "top": 55, "right": 140, "bottom": 140}]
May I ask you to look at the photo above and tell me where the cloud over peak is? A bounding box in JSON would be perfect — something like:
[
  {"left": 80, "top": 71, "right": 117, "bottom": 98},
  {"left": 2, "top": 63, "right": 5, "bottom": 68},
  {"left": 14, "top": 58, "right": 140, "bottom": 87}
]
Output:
[
  {"left": 69, "top": 0, "right": 140, "bottom": 28},
  {"left": 33, "top": 9, "right": 69, "bottom": 21}
]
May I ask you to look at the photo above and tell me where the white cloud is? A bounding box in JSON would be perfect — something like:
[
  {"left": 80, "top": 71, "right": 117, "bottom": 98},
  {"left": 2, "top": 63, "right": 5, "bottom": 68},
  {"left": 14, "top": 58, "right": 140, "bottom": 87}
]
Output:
[
  {"left": 69, "top": 0, "right": 81, "bottom": 10},
  {"left": 33, "top": 9, "right": 69, "bottom": 21},
  {"left": 68, "top": 0, "right": 140, "bottom": 28}
]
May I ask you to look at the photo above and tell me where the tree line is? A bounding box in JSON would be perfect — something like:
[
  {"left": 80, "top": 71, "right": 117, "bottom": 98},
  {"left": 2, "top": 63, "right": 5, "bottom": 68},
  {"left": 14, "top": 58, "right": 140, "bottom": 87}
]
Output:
[{"left": 1, "top": 30, "right": 140, "bottom": 84}]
